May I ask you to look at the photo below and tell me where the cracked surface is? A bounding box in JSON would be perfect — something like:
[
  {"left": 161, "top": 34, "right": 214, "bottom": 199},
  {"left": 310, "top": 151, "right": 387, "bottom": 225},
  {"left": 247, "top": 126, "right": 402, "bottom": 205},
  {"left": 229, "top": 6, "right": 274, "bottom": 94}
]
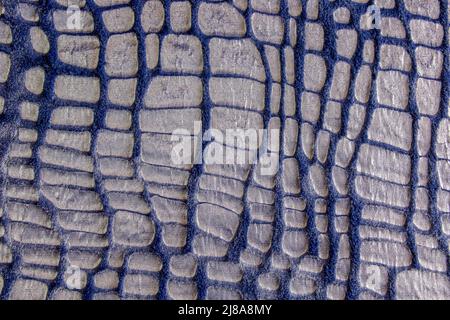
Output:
[{"left": 0, "top": 0, "right": 449, "bottom": 300}]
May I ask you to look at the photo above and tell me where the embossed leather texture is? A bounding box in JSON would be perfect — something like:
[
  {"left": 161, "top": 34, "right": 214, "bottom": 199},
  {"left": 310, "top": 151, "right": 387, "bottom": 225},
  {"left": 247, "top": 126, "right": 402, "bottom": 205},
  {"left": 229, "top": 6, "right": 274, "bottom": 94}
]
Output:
[{"left": 0, "top": 0, "right": 449, "bottom": 300}]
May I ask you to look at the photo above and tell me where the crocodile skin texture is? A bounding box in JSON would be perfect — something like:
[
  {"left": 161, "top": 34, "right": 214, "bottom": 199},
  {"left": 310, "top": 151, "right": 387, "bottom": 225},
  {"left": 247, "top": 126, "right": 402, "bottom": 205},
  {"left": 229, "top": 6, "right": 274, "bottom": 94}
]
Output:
[{"left": 0, "top": 0, "right": 449, "bottom": 300}]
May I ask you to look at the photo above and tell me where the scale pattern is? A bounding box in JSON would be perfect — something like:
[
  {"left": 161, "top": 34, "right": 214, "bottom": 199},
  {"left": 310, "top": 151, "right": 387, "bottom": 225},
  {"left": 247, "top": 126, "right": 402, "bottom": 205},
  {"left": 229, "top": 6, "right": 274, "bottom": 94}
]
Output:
[{"left": 0, "top": 0, "right": 449, "bottom": 300}]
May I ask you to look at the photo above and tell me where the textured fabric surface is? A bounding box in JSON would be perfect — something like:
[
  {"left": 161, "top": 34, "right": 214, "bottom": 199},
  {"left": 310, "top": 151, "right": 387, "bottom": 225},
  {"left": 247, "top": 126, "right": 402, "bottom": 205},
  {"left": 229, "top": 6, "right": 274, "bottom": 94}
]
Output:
[{"left": 0, "top": 0, "right": 449, "bottom": 300}]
